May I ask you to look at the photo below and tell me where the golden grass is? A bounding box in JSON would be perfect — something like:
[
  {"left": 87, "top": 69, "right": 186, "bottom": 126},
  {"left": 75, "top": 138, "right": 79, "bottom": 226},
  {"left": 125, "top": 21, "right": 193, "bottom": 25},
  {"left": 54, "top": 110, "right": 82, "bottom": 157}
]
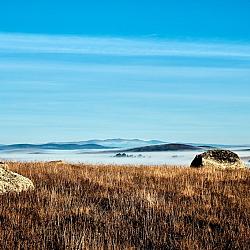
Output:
[{"left": 0, "top": 162, "right": 250, "bottom": 249}]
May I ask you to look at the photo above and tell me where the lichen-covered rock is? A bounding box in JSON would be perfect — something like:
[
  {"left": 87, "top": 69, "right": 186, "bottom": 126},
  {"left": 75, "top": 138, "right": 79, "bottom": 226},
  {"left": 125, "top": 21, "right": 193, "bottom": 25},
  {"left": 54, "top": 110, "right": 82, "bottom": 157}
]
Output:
[
  {"left": 0, "top": 162, "right": 8, "bottom": 170},
  {"left": 0, "top": 164, "right": 34, "bottom": 194},
  {"left": 190, "top": 149, "right": 246, "bottom": 169}
]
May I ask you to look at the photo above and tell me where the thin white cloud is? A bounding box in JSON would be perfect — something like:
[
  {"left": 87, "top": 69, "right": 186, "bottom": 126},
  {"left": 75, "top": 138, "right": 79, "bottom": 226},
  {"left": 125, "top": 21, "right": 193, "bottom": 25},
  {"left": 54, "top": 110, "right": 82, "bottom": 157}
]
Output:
[
  {"left": 0, "top": 32, "right": 250, "bottom": 58},
  {"left": 1, "top": 60, "right": 249, "bottom": 80}
]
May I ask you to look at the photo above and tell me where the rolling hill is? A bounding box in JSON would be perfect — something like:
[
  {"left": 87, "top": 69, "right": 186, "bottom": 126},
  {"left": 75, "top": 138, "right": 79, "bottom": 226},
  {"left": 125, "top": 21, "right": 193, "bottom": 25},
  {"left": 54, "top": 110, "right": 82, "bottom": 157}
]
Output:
[{"left": 125, "top": 143, "right": 201, "bottom": 152}]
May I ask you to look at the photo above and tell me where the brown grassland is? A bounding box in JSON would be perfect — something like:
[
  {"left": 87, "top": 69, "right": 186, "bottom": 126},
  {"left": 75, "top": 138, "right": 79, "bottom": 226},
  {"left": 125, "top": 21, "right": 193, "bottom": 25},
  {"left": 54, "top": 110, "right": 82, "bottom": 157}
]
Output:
[{"left": 0, "top": 162, "right": 250, "bottom": 249}]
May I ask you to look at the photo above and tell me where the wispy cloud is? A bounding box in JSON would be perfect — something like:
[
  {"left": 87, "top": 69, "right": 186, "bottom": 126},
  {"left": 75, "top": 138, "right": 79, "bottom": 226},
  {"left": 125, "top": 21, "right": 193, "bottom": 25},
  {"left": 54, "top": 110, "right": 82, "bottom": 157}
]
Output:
[
  {"left": 0, "top": 33, "right": 250, "bottom": 144},
  {"left": 0, "top": 32, "right": 250, "bottom": 59}
]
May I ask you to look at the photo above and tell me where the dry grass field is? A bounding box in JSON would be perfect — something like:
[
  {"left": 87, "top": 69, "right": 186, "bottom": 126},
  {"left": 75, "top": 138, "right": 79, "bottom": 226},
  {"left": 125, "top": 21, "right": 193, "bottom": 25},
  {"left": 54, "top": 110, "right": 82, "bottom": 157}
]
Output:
[{"left": 0, "top": 162, "right": 249, "bottom": 249}]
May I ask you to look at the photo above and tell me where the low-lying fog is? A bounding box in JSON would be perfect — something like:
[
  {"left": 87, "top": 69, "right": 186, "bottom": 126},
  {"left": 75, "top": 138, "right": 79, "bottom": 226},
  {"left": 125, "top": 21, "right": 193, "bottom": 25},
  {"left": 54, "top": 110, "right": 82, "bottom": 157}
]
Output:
[{"left": 1, "top": 148, "right": 250, "bottom": 166}]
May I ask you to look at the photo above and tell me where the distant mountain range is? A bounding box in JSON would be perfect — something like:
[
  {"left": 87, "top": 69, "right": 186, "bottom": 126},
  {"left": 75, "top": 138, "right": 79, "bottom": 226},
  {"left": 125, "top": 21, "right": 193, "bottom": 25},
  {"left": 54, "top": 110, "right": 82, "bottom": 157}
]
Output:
[
  {"left": 55, "top": 139, "right": 166, "bottom": 148},
  {"left": 0, "top": 139, "right": 248, "bottom": 152},
  {"left": 0, "top": 139, "right": 166, "bottom": 151},
  {"left": 0, "top": 143, "right": 112, "bottom": 151}
]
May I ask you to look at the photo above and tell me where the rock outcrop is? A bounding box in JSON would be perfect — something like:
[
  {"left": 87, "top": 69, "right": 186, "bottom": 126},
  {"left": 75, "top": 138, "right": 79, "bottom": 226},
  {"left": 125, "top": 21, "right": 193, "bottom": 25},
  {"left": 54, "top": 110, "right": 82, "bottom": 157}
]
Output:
[
  {"left": 0, "top": 163, "right": 34, "bottom": 194},
  {"left": 190, "top": 149, "right": 246, "bottom": 169}
]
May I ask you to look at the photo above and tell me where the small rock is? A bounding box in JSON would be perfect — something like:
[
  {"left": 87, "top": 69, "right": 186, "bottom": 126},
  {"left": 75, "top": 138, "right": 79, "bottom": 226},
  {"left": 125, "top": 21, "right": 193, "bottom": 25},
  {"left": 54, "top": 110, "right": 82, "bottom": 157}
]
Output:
[{"left": 190, "top": 149, "right": 246, "bottom": 169}]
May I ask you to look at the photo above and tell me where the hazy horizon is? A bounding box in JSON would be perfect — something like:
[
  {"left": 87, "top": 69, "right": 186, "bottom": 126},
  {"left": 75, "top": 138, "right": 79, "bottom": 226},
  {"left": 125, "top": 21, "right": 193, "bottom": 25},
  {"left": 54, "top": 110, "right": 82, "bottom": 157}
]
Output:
[{"left": 0, "top": 138, "right": 249, "bottom": 147}]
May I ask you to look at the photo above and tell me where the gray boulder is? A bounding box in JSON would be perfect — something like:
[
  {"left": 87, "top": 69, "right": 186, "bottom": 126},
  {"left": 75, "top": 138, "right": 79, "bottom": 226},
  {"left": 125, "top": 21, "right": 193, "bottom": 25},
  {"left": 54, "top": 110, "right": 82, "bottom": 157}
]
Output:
[
  {"left": 0, "top": 163, "right": 34, "bottom": 194},
  {"left": 190, "top": 149, "right": 246, "bottom": 169}
]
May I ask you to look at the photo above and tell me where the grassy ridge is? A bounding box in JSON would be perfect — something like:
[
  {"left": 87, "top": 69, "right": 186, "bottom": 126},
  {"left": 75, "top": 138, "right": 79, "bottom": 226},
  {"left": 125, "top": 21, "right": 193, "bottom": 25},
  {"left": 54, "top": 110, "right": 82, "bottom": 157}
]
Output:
[{"left": 0, "top": 162, "right": 250, "bottom": 249}]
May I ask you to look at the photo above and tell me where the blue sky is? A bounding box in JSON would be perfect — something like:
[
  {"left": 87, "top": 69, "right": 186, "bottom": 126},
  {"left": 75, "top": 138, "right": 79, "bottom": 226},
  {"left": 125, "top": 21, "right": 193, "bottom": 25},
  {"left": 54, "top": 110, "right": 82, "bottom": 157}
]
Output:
[{"left": 0, "top": 1, "right": 250, "bottom": 144}]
